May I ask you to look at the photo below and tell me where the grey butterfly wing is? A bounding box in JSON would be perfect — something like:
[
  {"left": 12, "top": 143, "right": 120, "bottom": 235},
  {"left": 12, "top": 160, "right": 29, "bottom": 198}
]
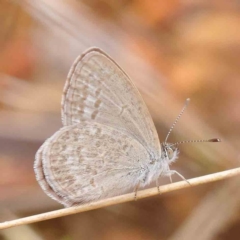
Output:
[
  {"left": 61, "top": 48, "right": 160, "bottom": 156},
  {"left": 34, "top": 122, "right": 150, "bottom": 207}
]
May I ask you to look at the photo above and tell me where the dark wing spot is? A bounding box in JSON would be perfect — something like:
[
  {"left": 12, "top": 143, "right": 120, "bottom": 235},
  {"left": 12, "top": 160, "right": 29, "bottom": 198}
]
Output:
[
  {"left": 123, "top": 145, "right": 128, "bottom": 151},
  {"left": 91, "top": 110, "right": 98, "bottom": 119},
  {"left": 95, "top": 89, "right": 101, "bottom": 96},
  {"left": 94, "top": 99, "right": 101, "bottom": 108},
  {"left": 90, "top": 178, "right": 96, "bottom": 187}
]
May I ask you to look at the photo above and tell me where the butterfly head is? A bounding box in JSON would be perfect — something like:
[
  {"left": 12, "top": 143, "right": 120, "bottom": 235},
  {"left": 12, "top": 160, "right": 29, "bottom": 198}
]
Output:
[{"left": 161, "top": 142, "right": 179, "bottom": 164}]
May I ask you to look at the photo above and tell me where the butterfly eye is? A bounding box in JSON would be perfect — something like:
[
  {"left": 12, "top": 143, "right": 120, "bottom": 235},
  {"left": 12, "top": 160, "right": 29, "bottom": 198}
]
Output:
[{"left": 167, "top": 148, "right": 174, "bottom": 159}]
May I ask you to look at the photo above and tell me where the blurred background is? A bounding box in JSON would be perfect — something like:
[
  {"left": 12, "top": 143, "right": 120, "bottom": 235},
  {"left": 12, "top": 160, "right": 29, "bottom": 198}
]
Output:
[{"left": 0, "top": 0, "right": 240, "bottom": 239}]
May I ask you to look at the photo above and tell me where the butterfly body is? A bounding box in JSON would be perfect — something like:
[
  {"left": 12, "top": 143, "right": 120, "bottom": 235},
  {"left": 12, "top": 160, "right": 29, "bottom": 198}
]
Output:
[{"left": 34, "top": 48, "right": 178, "bottom": 207}]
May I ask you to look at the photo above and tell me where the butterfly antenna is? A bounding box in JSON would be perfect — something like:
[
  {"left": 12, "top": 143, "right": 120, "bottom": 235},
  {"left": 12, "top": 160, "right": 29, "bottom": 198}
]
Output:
[
  {"left": 170, "top": 138, "right": 221, "bottom": 147},
  {"left": 165, "top": 98, "right": 190, "bottom": 143}
]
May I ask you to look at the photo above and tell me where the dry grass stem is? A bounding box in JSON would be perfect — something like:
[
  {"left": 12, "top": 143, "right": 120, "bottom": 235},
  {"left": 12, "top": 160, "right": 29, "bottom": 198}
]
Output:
[{"left": 0, "top": 167, "right": 240, "bottom": 230}]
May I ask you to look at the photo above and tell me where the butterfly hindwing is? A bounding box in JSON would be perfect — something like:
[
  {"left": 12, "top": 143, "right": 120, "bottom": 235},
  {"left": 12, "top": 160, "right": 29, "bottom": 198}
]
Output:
[{"left": 35, "top": 122, "right": 150, "bottom": 206}]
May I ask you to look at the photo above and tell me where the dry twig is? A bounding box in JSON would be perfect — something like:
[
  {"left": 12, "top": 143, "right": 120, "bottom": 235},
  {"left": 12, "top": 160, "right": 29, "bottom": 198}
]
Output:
[{"left": 0, "top": 167, "right": 240, "bottom": 230}]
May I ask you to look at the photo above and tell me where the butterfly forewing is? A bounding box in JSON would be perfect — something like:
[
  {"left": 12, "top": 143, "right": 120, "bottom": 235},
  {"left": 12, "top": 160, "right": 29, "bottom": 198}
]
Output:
[
  {"left": 61, "top": 48, "right": 160, "bottom": 155},
  {"left": 35, "top": 122, "right": 150, "bottom": 206}
]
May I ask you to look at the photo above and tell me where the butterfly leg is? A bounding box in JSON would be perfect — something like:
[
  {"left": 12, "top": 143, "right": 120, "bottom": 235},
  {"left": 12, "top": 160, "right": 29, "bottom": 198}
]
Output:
[
  {"left": 134, "top": 181, "right": 141, "bottom": 201},
  {"left": 155, "top": 178, "right": 161, "bottom": 194},
  {"left": 170, "top": 170, "right": 191, "bottom": 185},
  {"left": 169, "top": 174, "right": 173, "bottom": 184}
]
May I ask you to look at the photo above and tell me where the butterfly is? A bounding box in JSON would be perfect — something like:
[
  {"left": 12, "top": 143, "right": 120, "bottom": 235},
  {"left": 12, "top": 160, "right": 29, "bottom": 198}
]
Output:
[{"left": 34, "top": 48, "right": 219, "bottom": 207}]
